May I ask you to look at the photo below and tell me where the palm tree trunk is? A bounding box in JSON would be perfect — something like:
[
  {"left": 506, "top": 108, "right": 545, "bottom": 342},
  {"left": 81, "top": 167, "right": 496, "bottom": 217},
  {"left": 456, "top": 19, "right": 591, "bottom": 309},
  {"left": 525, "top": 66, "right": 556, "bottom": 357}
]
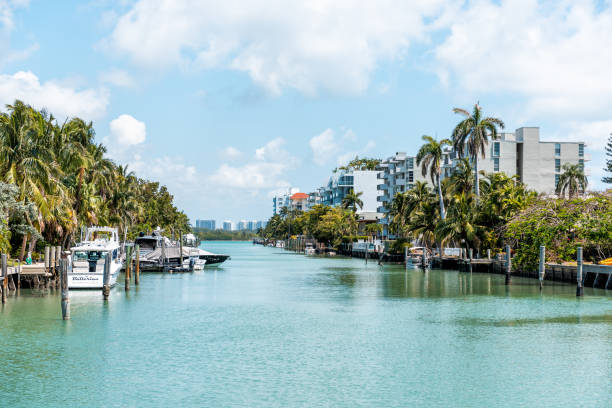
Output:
[
  {"left": 474, "top": 155, "right": 480, "bottom": 198},
  {"left": 19, "top": 234, "right": 28, "bottom": 261},
  {"left": 437, "top": 175, "right": 446, "bottom": 220}
]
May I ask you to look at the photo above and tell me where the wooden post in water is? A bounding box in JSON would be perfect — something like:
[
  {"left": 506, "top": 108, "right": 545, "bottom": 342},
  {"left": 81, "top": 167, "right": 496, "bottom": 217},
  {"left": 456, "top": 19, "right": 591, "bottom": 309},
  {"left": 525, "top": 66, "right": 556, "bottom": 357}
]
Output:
[
  {"left": 55, "top": 246, "right": 62, "bottom": 287},
  {"left": 469, "top": 248, "right": 473, "bottom": 273},
  {"left": 505, "top": 244, "right": 512, "bottom": 285},
  {"left": 50, "top": 246, "right": 56, "bottom": 278},
  {"left": 1, "top": 253, "right": 7, "bottom": 304},
  {"left": 576, "top": 246, "right": 583, "bottom": 297},
  {"left": 161, "top": 238, "right": 166, "bottom": 271},
  {"left": 539, "top": 246, "right": 546, "bottom": 291},
  {"left": 421, "top": 248, "right": 426, "bottom": 269},
  {"left": 60, "top": 259, "right": 70, "bottom": 320},
  {"left": 404, "top": 246, "right": 408, "bottom": 268},
  {"left": 135, "top": 244, "right": 140, "bottom": 285},
  {"left": 102, "top": 253, "right": 111, "bottom": 300},
  {"left": 179, "top": 232, "right": 184, "bottom": 267},
  {"left": 44, "top": 246, "right": 50, "bottom": 275},
  {"left": 125, "top": 246, "right": 131, "bottom": 291}
]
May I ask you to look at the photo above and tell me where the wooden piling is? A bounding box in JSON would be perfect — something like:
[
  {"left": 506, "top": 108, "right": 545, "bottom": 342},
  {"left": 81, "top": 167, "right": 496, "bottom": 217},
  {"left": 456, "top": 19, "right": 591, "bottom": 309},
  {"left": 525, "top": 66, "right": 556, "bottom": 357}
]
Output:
[
  {"left": 1, "top": 253, "right": 7, "bottom": 304},
  {"left": 135, "top": 244, "right": 140, "bottom": 285},
  {"left": 179, "top": 232, "right": 184, "bottom": 267},
  {"left": 50, "top": 247, "right": 56, "bottom": 278},
  {"left": 505, "top": 244, "right": 512, "bottom": 285},
  {"left": 102, "top": 253, "right": 111, "bottom": 300},
  {"left": 539, "top": 246, "right": 545, "bottom": 290},
  {"left": 125, "top": 246, "right": 131, "bottom": 291},
  {"left": 44, "top": 246, "right": 50, "bottom": 275},
  {"left": 60, "top": 259, "right": 70, "bottom": 320},
  {"left": 469, "top": 248, "right": 473, "bottom": 273},
  {"left": 404, "top": 246, "right": 408, "bottom": 268},
  {"left": 576, "top": 246, "right": 583, "bottom": 297}
]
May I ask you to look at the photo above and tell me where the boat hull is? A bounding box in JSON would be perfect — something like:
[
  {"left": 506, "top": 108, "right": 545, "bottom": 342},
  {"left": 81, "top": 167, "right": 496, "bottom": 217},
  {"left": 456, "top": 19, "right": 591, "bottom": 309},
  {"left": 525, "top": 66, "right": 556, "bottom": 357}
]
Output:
[{"left": 68, "top": 263, "right": 121, "bottom": 289}]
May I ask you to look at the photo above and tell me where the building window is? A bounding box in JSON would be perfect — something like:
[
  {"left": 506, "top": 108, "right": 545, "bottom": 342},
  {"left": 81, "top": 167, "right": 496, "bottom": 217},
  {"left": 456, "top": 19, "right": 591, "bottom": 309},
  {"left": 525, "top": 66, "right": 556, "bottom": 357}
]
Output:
[
  {"left": 579, "top": 159, "right": 584, "bottom": 170},
  {"left": 555, "top": 174, "right": 560, "bottom": 187},
  {"left": 555, "top": 158, "right": 560, "bottom": 173},
  {"left": 493, "top": 157, "right": 499, "bottom": 172},
  {"left": 493, "top": 142, "right": 500, "bottom": 157},
  {"left": 555, "top": 143, "right": 561, "bottom": 156},
  {"left": 408, "top": 171, "right": 414, "bottom": 183},
  {"left": 407, "top": 158, "right": 414, "bottom": 170},
  {"left": 407, "top": 184, "right": 414, "bottom": 190},
  {"left": 578, "top": 144, "right": 584, "bottom": 157}
]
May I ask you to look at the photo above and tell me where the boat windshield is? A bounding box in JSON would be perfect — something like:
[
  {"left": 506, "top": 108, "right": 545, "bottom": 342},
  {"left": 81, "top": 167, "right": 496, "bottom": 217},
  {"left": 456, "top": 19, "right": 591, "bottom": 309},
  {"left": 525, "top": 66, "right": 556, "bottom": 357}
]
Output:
[{"left": 73, "top": 251, "right": 108, "bottom": 262}]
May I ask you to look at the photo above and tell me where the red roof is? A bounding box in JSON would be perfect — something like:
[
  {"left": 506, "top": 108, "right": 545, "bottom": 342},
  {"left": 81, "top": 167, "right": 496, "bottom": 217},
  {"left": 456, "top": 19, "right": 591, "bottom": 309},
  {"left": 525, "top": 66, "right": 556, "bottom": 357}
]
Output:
[{"left": 290, "top": 192, "right": 309, "bottom": 200}]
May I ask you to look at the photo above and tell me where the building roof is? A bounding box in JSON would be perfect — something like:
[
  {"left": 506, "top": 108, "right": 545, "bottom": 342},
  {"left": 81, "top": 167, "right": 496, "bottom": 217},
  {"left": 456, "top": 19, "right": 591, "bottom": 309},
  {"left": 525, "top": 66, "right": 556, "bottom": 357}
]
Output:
[{"left": 290, "top": 192, "right": 309, "bottom": 200}]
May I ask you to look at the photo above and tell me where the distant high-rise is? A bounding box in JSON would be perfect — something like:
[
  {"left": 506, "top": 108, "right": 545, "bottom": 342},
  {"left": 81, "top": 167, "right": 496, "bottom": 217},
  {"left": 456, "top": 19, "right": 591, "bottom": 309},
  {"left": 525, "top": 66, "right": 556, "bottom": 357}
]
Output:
[
  {"left": 196, "top": 219, "right": 216, "bottom": 230},
  {"left": 237, "top": 220, "right": 248, "bottom": 231},
  {"left": 223, "top": 220, "right": 232, "bottom": 231}
]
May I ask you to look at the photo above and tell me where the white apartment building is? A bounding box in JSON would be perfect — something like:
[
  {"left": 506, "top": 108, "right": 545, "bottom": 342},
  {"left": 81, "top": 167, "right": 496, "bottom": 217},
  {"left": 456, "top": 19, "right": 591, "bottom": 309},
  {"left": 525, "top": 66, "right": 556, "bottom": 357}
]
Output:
[
  {"left": 272, "top": 187, "right": 300, "bottom": 215},
  {"left": 222, "top": 221, "right": 233, "bottom": 231},
  {"left": 442, "top": 127, "right": 589, "bottom": 194},
  {"left": 320, "top": 169, "right": 379, "bottom": 213}
]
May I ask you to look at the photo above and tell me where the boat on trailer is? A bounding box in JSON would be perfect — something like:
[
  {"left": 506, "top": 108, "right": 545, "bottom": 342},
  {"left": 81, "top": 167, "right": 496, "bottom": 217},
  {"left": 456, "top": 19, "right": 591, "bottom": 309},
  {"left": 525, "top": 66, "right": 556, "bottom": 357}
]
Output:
[{"left": 68, "top": 227, "right": 123, "bottom": 289}]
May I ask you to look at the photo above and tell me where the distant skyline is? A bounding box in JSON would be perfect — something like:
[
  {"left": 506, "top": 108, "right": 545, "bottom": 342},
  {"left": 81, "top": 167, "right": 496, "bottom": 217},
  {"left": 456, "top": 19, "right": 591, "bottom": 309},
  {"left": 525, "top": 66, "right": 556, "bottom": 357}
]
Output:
[{"left": 1, "top": 0, "right": 610, "bottom": 221}]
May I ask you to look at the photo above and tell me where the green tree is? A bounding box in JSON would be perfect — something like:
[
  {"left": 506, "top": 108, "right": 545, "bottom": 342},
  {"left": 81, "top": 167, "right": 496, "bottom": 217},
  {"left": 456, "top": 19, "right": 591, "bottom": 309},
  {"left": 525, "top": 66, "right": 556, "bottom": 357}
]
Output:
[
  {"left": 416, "top": 135, "right": 451, "bottom": 220},
  {"left": 341, "top": 189, "right": 363, "bottom": 212},
  {"left": 603, "top": 133, "right": 612, "bottom": 185},
  {"left": 556, "top": 163, "right": 588, "bottom": 198},
  {"left": 452, "top": 104, "right": 504, "bottom": 198}
]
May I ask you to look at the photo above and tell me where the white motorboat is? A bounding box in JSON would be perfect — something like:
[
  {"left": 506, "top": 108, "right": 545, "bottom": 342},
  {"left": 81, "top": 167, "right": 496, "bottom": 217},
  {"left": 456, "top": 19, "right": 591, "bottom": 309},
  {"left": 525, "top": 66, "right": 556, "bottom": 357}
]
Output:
[{"left": 68, "top": 227, "right": 123, "bottom": 289}]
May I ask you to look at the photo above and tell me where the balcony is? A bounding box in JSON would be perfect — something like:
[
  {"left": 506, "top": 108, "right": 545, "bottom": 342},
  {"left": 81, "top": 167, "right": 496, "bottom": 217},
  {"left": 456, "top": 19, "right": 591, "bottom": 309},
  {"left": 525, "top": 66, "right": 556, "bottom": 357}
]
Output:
[
  {"left": 377, "top": 195, "right": 389, "bottom": 202},
  {"left": 377, "top": 206, "right": 388, "bottom": 213},
  {"left": 377, "top": 183, "right": 388, "bottom": 190}
]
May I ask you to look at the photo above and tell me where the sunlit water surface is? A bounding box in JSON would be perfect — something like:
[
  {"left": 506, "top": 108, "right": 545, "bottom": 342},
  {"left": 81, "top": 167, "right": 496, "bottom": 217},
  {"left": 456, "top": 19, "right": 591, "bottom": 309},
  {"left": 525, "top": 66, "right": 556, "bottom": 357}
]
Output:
[{"left": 1, "top": 241, "right": 610, "bottom": 407}]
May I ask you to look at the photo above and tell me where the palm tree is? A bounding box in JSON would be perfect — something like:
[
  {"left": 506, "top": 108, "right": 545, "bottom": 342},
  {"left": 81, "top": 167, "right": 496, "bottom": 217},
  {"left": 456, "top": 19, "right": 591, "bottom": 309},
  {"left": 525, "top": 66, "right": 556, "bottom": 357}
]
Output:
[
  {"left": 449, "top": 158, "right": 474, "bottom": 196},
  {"left": 341, "top": 189, "right": 363, "bottom": 212},
  {"left": 452, "top": 104, "right": 504, "bottom": 198},
  {"left": 436, "top": 192, "right": 482, "bottom": 253},
  {"left": 416, "top": 135, "right": 451, "bottom": 220},
  {"left": 556, "top": 163, "right": 588, "bottom": 198}
]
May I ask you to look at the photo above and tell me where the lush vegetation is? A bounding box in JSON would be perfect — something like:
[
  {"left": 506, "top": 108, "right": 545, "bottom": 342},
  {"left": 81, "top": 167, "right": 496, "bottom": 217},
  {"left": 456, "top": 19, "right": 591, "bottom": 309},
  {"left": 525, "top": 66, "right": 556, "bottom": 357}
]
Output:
[
  {"left": 261, "top": 205, "right": 359, "bottom": 248},
  {"left": 0, "top": 100, "right": 189, "bottom": 258},
  {"left": 334, "top": 156, "right": 381, "bottom": 172},
  {"left": 194, "top": 228, "right": 257, "bottom": 241},
  {"left": 504, "top": 195, "right": 612, "bottom": 270}
]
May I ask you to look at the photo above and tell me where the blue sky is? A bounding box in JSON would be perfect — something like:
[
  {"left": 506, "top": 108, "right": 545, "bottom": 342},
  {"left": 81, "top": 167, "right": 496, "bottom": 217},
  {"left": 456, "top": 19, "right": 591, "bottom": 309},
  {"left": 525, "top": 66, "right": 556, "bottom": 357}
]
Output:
[{"left": 1, "top": 0, "right": 611, "bottom": 224}]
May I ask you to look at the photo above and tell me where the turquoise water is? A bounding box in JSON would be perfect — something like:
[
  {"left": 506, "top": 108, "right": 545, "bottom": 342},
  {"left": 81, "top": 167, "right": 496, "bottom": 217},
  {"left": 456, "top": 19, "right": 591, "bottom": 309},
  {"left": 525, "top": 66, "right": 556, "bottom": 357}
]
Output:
[{"left": 0, "top": 241, "right": 610, "bottom": 407}]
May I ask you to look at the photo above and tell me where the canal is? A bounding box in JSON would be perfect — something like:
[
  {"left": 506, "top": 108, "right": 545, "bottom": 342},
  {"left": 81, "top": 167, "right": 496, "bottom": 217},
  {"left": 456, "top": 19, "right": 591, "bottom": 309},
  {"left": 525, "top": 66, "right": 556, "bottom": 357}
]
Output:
[{"left": 1, "top": 241, "right": 610, "bottom": 407}]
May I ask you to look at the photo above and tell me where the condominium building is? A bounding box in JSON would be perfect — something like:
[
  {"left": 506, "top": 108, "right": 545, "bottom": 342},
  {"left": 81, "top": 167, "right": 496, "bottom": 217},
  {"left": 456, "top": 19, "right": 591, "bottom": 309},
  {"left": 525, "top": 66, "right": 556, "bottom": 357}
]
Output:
[
  {"left": 376, "top": 152, "right": 431, "bottom": 214},
  {"left": 442, "top": 127, "right": 589, "bottom": 194},
  {"left": 195, "top": 219, "right": 216, "bottom": 230},
  {"left": 320, "top": 169, "right": 379, "bottom": 213},
  {"left": 222, "top": 220, "right": 233, "bottom": 231},
  {"left": 237, "top": 220, "right": 248, "bottom": 231},
  {"left": 289, "top": 192, "right": 309, "bottom": 211},
  {"left": 272, "top": 187, "right": 300, "bottom": 215}
]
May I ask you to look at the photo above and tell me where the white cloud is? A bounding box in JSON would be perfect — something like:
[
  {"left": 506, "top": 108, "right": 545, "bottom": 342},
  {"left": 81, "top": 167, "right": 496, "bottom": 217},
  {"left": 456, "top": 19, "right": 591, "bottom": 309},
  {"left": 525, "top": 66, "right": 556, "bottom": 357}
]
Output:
[
  {"left": 0, "top": 71, "right": 109, "bottom": 119},
  {"left": 435, "top": 0, "right": 612, "bottom": 117},
  {"left": 99, "top": 68, "right": 134, "bottom": 88},
  {"left": 131, "top": 154, "right": 197, "bottom": 189},
  {"left": 209, "top": 138, "right": 293, "bottom": 191},
  {"left": 109, "top": 114, "right": 146, "bottom": 146},
  {"left": 309, "top": 128, "right": 372, "bottom": 166},
  {"left": 563, "top": 120, "right": 612, "bottom": 148},
  {"left": 104, "top": 0, "right": 446, "bottom": 95},
  {"left": 0, "top": 1, "right": 36, "bottom": 67},
  {"left": 309, "top": 129, "right": 338, "bottom": 165},
  {"left": 220, "top": 146, "right": 243, "bottom": 160}
]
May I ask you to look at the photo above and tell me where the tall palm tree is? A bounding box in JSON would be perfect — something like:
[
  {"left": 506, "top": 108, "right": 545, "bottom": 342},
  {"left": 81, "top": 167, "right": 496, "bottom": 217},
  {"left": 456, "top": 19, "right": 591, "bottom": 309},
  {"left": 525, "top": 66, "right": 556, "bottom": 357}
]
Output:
[
  {"left": 452, "top": 104, "right": 504, "bottom": 198},
  {"left": 556, "top": 163, "right": 588, "bottom": 198},
  {"left": 416, "top": 135, "right": 451, "bottom": 220},
  {"left": 341, "top": 189, "right": 363, "bottom": 212},
  {"left": 449, "top": 158, "right": 474, "bottom": 196}
]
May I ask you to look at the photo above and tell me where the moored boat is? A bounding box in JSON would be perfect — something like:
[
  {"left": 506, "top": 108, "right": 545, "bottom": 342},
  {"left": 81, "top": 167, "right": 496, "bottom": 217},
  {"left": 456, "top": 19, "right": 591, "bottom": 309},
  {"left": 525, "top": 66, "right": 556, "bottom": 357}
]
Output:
[{"left": 68, "top": 227, "right": 123, "bottom": 289}]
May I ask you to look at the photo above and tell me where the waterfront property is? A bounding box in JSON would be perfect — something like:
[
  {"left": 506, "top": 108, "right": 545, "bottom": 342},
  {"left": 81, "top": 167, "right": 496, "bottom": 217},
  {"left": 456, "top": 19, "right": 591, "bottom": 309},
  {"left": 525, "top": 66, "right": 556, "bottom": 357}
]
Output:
[
  {"left": 442, "top": 127, "right": 589, "bottom": 194},
  {"left": 319, "top": 168, "right": 380, "bottom": 212}
]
